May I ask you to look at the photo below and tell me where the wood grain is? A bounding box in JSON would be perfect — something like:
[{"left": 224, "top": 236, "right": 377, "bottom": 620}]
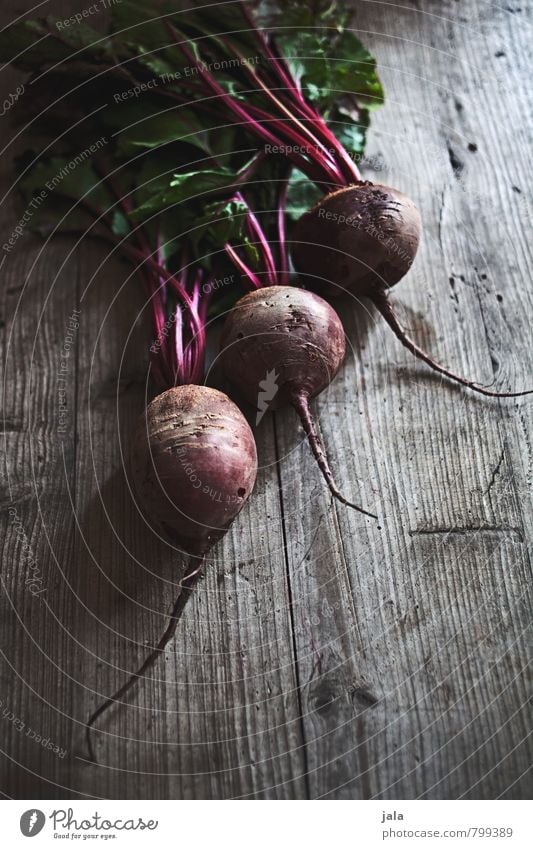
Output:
[{"left": 0, "top": 0, "right": 531, "bottom": 799}]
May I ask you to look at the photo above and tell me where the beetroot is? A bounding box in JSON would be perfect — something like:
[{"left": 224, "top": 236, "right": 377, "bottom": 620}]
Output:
[
  {"left": 292, "top": 182, "right": 422, "bottom": 298},
  {"left": 132, "top": 385, "right": 257, "bottom": 555},
  {"left": 292, "top": 183, "right": 531, "bottom": 398},
  {"left": 220, "top": 286, "right": 376, "bottom": 518}
]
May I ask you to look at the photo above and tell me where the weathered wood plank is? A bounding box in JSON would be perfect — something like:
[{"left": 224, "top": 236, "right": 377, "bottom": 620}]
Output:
[
  {"left": 0, "top": 0, "right": 91, "bottom": 799},
  {"left": 274, "top": 0, "right": 532, "bottom": 799}
]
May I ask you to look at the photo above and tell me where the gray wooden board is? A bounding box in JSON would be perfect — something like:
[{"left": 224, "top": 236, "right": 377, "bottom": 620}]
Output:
[{"left": 0, "top": 0, "right": 531, "bottom": 799}]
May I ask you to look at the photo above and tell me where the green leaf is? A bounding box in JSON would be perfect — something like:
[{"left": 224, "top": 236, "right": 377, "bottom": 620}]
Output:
[
  {"left": 327, "top": 31, "right": 384, "bottom": 107},
  {"left": 17, "top": 155, "right": 112, "bottom": 211},
  {"left": 276, "top": 30, "right": 383, "bottom": 110},
  {"left": 110, "top": 0, "right": 191, "bottom": 65},
  {"left": 189, "top": 198, "right": 249, "bottom": 258},
  {"left": 111, "top": 209, "right": 131, "bottom": 237},
  {"left": 0, "top": 17, "right": 111, "bottom": 71},
  {"left": 243, "top": 239, "right": 261, "bottom": 270},
  {"left": 187, "top": 1, "right": 250, "bottom": 34},
  {"left": 104, "top": 102, "right": 210, "bottom": 154},
  {"left": 111, "top": 0, "right": 171, "bottom": 45},
  {"left": 11, "top": 153, "right": 121, "bottom": 242},
  {"left": 131, "top": 167, "right": 242, "bottom": 220},
  {"left": 285, "top": 169, "right": 322, "bottom": 223},
  {"left": 181, "top": 0, "right": 256, "bottom": 54},
  {"left": 329, "top": 107, "right": 370, "bottom": 160},
  {"left": 168, "top": 167, "right": 242, "bottom": 200},
  {"left": 130, "top": 155, "right": 180, "bottom": 212}
]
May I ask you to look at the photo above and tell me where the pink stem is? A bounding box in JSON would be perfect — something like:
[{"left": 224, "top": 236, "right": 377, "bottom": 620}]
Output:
[
  {"left": 224, "top": 243, "right": 262, "bottom": 289},
  {"left": 244, "top": 102, "right": 343, "bottom": 187},
  {"left": 277, "top": 173, "right": 290, "bottom": 286},
  {"left": 220, "top": 37, "right": 342, "bottom": 177},
  {"left": 241, "top": 5, "right": 305, "bottom": 96},
  {"left": 224, "top": 9, "right": 362, "bottom": 184},
  {"left": 170, "top": 29, "right": 338, "bottom": 186},
  {"left": 235, "top": 192, "right": 277, "bottom": 286},
  {"left": 58, "top": 191, "right": 206, "bottom": 389}
]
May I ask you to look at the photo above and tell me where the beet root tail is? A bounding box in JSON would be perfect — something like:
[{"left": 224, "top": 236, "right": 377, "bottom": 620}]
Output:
[
  {"left": 372, "top": 294, "right": 533, "bottom": 398},
  {"left": 85, "top": 557, "right": 204, "bottom": 764},
  {"left": 291, "top": 393, "right": 378, "bottom": 519}
]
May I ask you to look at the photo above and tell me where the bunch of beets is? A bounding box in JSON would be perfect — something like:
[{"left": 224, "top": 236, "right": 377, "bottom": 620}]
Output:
[{"left": 1, "top": 0, "right": 530, "bottom": 759}]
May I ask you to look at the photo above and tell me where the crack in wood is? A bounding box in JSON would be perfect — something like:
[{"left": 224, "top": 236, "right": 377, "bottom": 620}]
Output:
[
  {"left": 484, "top": 448, "right": 506, "bottom": 496},
  {"left": 350, "top": 686, "right": 379, "bottom": 710},
  {"left": 409, "top": 524, "right": 523, "bottom": 541}
]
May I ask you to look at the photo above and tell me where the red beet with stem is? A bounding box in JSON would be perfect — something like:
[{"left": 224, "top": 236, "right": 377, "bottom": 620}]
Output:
[
  {"left": 86, "top": 384, "right": 257, "bottom": 761},
  {"left": 85, "top": 244, "right": 258, "bottom": 761},
  {"left": 291, "top": 184, "right": 531, "bottom": 398},
  {"left": 220, "top": 285, "right": 377, "bottom": 518}
]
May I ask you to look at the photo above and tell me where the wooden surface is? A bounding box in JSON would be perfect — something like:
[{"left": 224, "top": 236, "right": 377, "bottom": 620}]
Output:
[{"left": 1, "top": 0, "right": 531, "bottom": 800}]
